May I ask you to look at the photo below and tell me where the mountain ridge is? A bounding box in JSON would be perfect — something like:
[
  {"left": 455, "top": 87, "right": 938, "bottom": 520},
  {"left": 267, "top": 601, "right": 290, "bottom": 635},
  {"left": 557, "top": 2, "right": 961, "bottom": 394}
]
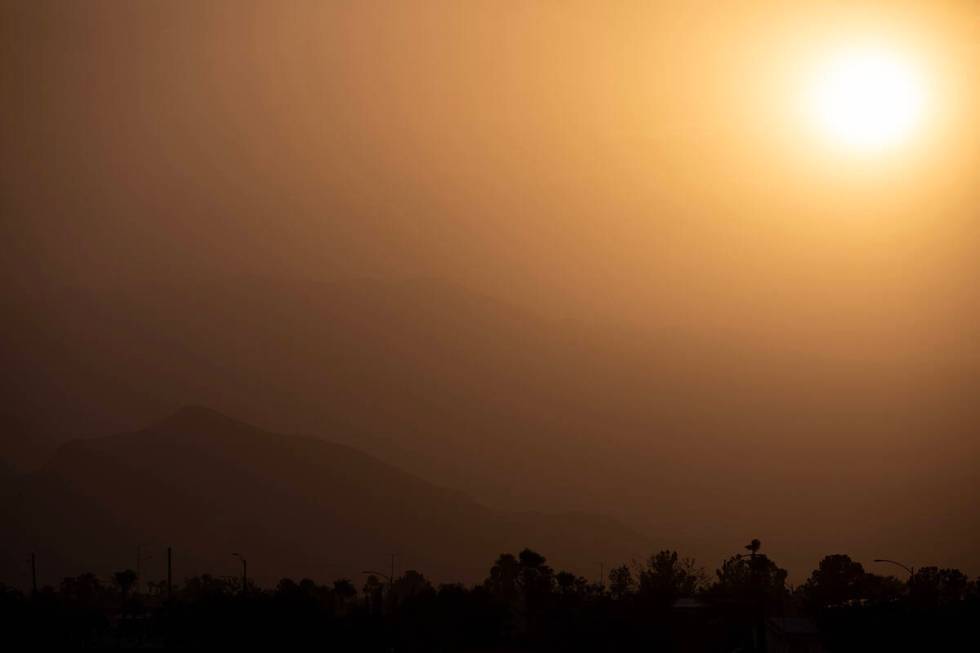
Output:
[{"left": 0, "top": 405, "right": 651, "bottom": 588}]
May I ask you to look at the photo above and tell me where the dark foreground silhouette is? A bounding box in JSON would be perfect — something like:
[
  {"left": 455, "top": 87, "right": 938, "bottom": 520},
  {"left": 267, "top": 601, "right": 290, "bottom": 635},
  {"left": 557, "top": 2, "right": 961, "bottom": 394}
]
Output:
[{"left": 2, "top": 543, "right": 977, "bottom": 651}]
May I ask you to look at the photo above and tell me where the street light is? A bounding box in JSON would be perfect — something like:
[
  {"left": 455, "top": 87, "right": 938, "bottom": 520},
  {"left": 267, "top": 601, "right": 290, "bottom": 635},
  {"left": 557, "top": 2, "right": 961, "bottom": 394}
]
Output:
[
  {"left": 232, "top": 553, "right": 248, "bottom": 594},
  {"left": 361, "top": 570, "right": 393, "bottom": 590},
  {"left": 873, "top": 559, "right": 915, "bottom": 585},
  {"left": 362, "top": 553, "right": 396, "bottom": 590},
  {"left": 361, "top": 570, "right": 394, "bottom": 615}
]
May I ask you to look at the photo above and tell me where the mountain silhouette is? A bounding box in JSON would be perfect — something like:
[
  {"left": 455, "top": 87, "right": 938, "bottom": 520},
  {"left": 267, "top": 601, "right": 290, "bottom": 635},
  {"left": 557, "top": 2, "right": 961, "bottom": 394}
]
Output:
[
  {"left": 0, "top": 406, "right": 649, "bottom": 587},
  {"left": 2, "top": 277, "right": 977, "bottom": 578}
]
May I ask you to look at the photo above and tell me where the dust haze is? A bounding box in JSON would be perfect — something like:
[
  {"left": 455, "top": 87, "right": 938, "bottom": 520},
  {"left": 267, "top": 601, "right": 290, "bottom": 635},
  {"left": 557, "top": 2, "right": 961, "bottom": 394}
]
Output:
[{"left": 2, "top": 1, "right": 978, "bottom": 582}]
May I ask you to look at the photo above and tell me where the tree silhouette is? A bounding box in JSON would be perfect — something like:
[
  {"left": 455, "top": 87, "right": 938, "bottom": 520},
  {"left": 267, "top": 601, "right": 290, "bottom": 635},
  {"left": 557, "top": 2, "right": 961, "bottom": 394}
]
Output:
[
  {"left": 362, "top": 574, "right": 385, "bottom": 614},
  {"left": 181, "top": 573, "right": 236, "bottom": 599},
  {"left": 516, "top": 548, "right": 554, "bottom": 598},
  {"left": 332, "top": 578, "right": 356, "bottom": 612},
  {"left": 1, "top": 545, "right": 977, "bottom": 650},
  {"left": 554, "top": 570, "right": 590, "bottom": 598},
  {"left": 389, "top": 570, "right": 433, "bottom": 606},
  {"left": 711, "top": 546, "right": 787, "bottom": 606},
  {"left": 858, "top": 572, "right": 906, "bottom": 603},
  {"left": 608, "top": 564, "right": 635, "bottom": 600},
  {"left": 113, "top": 569, "right": 137, "bottom": 601},
  {"left": 911, "top": 566, "right": 970, "bottom": 607},
  {"left": 60, "top": 573, "right": 106, "bottom": 606},
  {"left": 638, "top": 550, "right": 706, "bottom": 606},
  {"left": 485, "top": 552, "right": 521, "bottom": 604},
  {"left": 801, "top": 554, "right": 866, "bottom": 608},
  {"left": 484, "top": 549, "right": 557, "bottom": 638}
]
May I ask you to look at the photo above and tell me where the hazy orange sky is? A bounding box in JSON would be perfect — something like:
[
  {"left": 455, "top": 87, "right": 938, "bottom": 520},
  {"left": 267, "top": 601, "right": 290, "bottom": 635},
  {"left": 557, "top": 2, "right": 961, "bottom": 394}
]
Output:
[
  {"left": 4, "top": 0, "right": 976, "bottom": 319},
  {"left": 2, "top": 1, "right": 979, "bottom": 577}
]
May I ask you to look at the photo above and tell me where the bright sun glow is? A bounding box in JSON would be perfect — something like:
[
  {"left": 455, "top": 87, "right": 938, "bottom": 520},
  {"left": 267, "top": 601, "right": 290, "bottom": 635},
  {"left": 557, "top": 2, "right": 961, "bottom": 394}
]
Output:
[{"left": 807, "top": 46, "right": 928, "bottom": 152}]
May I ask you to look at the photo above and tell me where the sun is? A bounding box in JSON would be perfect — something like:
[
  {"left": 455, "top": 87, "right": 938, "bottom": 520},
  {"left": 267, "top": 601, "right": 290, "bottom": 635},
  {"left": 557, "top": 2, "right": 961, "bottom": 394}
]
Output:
[{"left": 806, "top": 46, "right": 928, "bottom": 152}]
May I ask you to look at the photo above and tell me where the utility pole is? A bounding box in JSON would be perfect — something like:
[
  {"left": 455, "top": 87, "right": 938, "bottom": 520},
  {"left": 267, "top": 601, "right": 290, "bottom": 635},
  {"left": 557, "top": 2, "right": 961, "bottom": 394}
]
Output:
[
  {"left": 30, "top": 553, "right": 37, "bottom": 596},
  {"left": 167, "top": 547, "right": 173, "bottom": 599},
  {"left": 391, "top": 553, "right": 395, "bottom": 589}
]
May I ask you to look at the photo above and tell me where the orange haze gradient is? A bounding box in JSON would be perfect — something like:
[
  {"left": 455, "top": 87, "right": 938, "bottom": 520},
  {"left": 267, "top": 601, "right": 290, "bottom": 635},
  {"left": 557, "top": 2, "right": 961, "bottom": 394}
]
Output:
[{"left": 1, "top": 1, "right": 978, "bottom": 579}]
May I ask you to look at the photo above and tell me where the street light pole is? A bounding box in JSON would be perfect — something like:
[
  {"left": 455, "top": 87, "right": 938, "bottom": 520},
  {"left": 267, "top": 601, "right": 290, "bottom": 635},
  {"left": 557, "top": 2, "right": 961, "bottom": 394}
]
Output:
[
  {"left": 362, "top": 569, "right": 395, "bottom": 615},
  {"left": 364, "top": 554, "right": 397, "bottom": 592},
  {"left": 873, "top": 559, "right": 915, "bottom": 585},
  {"left": 232, "top": 553, "right": 247, "bottom": 595},
  {"left": 362, "top": 569, "right": 394, "bottom": 589}
]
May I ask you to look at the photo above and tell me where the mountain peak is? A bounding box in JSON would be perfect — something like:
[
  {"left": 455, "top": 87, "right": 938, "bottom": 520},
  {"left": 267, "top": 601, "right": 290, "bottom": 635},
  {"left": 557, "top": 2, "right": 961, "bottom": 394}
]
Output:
[{"left": 152, "top": 405, "right": 252, "bottom": 434}]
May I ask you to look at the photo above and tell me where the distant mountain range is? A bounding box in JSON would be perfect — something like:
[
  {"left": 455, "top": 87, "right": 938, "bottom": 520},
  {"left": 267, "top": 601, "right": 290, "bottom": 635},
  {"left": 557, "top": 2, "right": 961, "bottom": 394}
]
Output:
[
  {"left": 0, "top": 406, "right": 650, "bottom": 588},
  {"left": 1, "top": 277, "right": 977, "bottom": 579},
  {"left": 0, "top": 277, "right": 728, "bottom": 541}
]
